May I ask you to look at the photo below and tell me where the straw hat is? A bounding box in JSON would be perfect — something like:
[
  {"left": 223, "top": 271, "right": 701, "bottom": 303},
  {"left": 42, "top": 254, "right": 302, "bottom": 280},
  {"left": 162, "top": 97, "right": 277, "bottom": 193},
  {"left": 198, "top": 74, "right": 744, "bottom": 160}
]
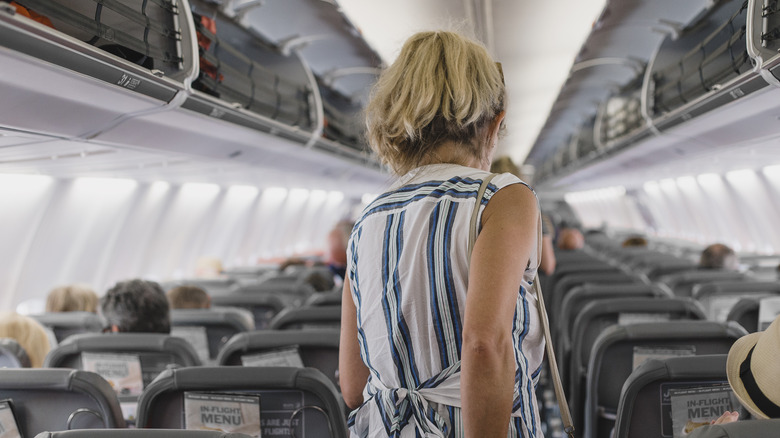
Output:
[{"left": 726, "top": 314, "right": 780, "bottom": 419}]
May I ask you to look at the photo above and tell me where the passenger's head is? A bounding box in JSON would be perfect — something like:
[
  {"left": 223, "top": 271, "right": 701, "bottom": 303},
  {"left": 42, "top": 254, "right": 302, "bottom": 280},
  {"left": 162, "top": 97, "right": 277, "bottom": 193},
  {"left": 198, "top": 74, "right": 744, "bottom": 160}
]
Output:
[
  {"left": 0, "top": 312, "right": 51, "bottom": 367},
  {"left": 557, "top": 227, "right": 584, "bottom": 250},
  {"left": 45, "top": 284, "right": 99, "bottom": 313},
  {"left": 726, "top": 315, "right": 780, "bottom": 419},
  {"left": 100, "top": 279, "right": 170, "bottom": 333},
  {"left": 699, "top": 243, "right": 738, "bottom": 270},
  {"left": 166, "top": 285, "right": 210, "bottom": 309},
  {"left": 327, "top": 220, "right": 354, "bottom": 267},
  {"left": 621, "top": 236, "right": 648, "bottom": 248},
  {"left": 490, "top": 156, "right": 521, "bottom": 177},
  {"left": 194, "top": 256, "right": 223, "bottom": 278},
  {"left": 366, "top": 31, "right": 506, "bottom": 175}
]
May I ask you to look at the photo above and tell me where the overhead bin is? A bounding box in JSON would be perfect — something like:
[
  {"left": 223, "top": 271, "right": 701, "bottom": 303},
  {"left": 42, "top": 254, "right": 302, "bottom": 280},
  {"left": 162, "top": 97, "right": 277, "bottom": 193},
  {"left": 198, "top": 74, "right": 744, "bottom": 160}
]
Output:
[
  {"left": 0, "top": 0, "right": 195, "bottom": 138},
  {"left": 646, "top": 0, "right": 767, "bottom": 132},
  {"left": 183, "top": 1, "right": 316, "bottom": 133},
  {"left": 596, "top": 77, "right": 644, "bottom": 148},
  {"left": 318, "top": 78, "right": 366, "bottom": 151},
  {"left": 0, "top": 0, "right": 381, "bottom": 170},
  {"left": 532, "top": 0, "right": 780, "bottom": 187}
]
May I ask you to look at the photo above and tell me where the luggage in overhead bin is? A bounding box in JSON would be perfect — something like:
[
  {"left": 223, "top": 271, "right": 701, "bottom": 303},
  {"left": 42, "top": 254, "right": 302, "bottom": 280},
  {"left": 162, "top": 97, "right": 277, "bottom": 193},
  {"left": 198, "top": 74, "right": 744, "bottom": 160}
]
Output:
[
  {"left": 9, "top": 0, "right": 184, "bottom": 74},
  {"left": 189, "top": 8, "right": 314, "bottom": 129}
]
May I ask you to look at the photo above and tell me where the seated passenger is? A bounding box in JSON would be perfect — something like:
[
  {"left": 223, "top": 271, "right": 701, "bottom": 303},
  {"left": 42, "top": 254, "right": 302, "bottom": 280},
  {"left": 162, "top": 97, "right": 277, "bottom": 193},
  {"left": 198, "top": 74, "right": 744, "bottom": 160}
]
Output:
[
  {"left": 166, "top": 285, "right": 210, "bottom": 309},
  {"left": 325, "top": 219, "right": 354, "bottom": 284},
  {"left": 557, "top": 226, "right": 585, "bottom": 250},
  {"left": 696, "top": 314, "right": 780, "bottom": 428},
  {"left": 621, "top": 235, "right": 648, "bottom": 248},
  {"left": 279, "top": 219, "right": 355, "bottom": 290},
  {"left": 100, "top": 279, "right": 170, "bottom": 333},
  {"left": 0, "top": 311, "right": 51, "bottom": 367},
  {"left": 46, "top": 284, "right": 99, "bottom": 313},
  {"left": 699, "top": 243, "right": 739, "bottom": 270}
]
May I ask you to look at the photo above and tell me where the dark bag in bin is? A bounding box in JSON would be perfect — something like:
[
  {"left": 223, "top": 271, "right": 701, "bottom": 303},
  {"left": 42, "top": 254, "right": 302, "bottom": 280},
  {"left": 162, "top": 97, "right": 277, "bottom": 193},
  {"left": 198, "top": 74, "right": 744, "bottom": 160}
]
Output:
[
  {"left": 10, "top": 0, "right": 183, "bottom": 73},
  {"left": 191, "top": 11, "right": 313, "bottom": 128}
]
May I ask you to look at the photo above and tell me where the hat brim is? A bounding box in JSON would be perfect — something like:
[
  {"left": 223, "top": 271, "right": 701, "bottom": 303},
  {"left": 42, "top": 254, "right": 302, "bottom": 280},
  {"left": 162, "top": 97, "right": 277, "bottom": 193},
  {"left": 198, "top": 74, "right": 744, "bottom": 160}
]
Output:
[{"left": 726, "top": 331, "right": 769, "bottom": 420}]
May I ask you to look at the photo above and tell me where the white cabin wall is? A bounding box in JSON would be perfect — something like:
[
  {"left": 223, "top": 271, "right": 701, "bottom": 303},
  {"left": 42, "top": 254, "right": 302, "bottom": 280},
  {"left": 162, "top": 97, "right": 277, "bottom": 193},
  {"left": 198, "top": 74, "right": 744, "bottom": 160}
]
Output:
[
  {"left": 0, "top": 176, "right": 353, "bottom": 312},
  {"left": 564, "top": 166, "right": 780, "bottom": 254}
]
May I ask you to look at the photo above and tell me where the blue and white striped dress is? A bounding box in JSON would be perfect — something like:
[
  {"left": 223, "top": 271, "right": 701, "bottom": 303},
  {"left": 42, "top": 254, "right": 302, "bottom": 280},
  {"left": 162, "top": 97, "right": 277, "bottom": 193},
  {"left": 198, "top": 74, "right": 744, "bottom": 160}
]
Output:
[{"left": 346, "top": 164, "right": 544, "bottom": 438}]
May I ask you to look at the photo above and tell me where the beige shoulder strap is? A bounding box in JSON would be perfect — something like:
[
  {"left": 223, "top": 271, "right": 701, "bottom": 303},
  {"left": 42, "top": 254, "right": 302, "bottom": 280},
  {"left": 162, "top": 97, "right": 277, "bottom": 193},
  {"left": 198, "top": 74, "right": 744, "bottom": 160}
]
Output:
[
  {"left": 467, "top": 173, "right": 497, "bottom": 260},
  {"left": 468, "top": 174, "right": 575, "bottom": 437}
]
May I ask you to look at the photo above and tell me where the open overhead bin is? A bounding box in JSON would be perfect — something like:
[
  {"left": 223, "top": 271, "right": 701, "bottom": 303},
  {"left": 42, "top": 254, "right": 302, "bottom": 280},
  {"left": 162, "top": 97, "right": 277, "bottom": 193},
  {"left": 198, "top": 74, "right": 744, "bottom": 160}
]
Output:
[
  {"left": 0, "top": 0, "right": 382, "bottom": 173},
  {"left": 532, "top": 0, "right": 780, "bottom": 189}
]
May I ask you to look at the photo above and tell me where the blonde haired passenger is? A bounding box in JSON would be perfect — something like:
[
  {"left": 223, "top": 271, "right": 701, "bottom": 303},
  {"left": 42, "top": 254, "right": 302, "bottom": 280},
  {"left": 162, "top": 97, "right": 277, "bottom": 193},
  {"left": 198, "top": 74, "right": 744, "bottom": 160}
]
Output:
[
  {"left": 0, "top": 312, "right": 51, "bottom": 367},
  {"left": 46, "top": 284, "right": 99, "bottom": 313},
  {"left": 340, "top": 31, "right": 543, "bottom": 437}
]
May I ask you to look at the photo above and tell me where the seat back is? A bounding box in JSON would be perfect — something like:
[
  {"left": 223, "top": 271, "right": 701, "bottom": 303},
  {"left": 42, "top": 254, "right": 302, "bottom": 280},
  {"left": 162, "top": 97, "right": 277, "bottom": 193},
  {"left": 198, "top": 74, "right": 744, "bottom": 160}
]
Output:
[
  {"left": 556, "top": 284, "right": 668, "bottom": 349},
  {"left": 30, "top": 312, "right": 104, "bottom": 343},
  {"left": 726, "top": 297, "right": 761, "bottom": 333},
  {"left": 685, "top": 419, "right": 780, "bottom": 437},
  {"left": 587, "top": 322, "right": 746, "bottom": 438},
  {"left": 692, "top": 281, "right": 780, "bottom": 321},
  {"left": 210, "top": 294, "right": 286, "bottom": 330},
  {"left": 43, "top": 333, "right": 201, "bottom": 423},
  {"left": 658, "top": 270, "right": 745, "bottom": 297},
  {"left": 35, "top": 430, "right": 253, "bottom": 438},
  {"left": 136, "top": 366, "right": 347, "bottom": 438},
  {"left": 305, "top": 291, "right": 342, "bottom": 307},
  {"left": 0, "top": 338, "right": 31, "bottom": 368},
  {"left": 217, "top": 329, "right": 340, "bottom": 388},
  {"left": 0, "top": 369, "right": 125, "bottom": 436},
  {"left": 170, "top": 309, "right": 253, "bottom": 363},
  {"left": 614, "top": 355, "right": 733, "bottom": 438},
  {"left": 165, "top": 279, "right": 237, "bottom": 296},
  {"left": 567, "top": 297, "right": 706, "bottom": 433},
  {"left": 231, "top": 282, "right": 315, "bottom": 308},
  {"left": 550, "top": 271, "right": 638, "bottom": 329},
  {"left": 269, "top": 306, "right": 341, "bottom": 330}
]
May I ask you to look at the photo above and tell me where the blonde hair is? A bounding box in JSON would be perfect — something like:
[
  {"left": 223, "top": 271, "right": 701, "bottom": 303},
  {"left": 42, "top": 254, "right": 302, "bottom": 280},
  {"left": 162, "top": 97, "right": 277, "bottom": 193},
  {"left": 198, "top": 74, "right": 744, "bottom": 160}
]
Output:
[
  {"left": 0, "top": 312, "right": 51, "bottom": 367},
  {"left": 366, "top": 31, "right": 506, "bottom": 175},
  {"left": 46, "top": 284, "right": 99, "bottom": 313}
]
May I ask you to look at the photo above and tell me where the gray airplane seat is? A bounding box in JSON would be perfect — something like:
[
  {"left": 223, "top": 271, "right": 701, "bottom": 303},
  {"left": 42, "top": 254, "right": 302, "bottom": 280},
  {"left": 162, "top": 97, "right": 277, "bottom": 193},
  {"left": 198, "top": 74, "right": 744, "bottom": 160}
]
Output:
[
  {"left": 585, "top": 322, "right": 747, "bottom": 438},
  {"left": 166, "top": 279, "right": 238, "bottom": 297},
  {"left": 657, "top": 270, "right": 746, "bottom": 297},
  {"left": 0, "top": 368, "right": 125, "bottom": 436},
  {"left": 566, "top": 297, "right": 706, "bottom": 433},
  {"left": 642, "top": 259, "right": 699, "bottom": 281},
  {"left": 232, "top": 281, "right": 316, "bottom": 308},
  {"left": 549, "top": 270, "right": 639, "bottom": 330},
  {"left": 217, "top": 329, "right": 340, "bottom": 388},
  {"left": 30, "top": 312, "right": 104, "bottom": 343},
  {"left": 135, "top": 366, "right": 347, "bottom": 438},
  {"left": 685, "top": 419, "right": 780, "bottom": 437},
  {"left": 305, "top": 291, "right": 342, "bottom": 307},
  {"left": 210, "top": 294, "right": 286, "bottom": 330},
  {"left": 614, "top": 355, "right": 735, "bottom": 438},
  {"left": 726, "top": 297, "right": 762, "bottom": 333},
  {"left": 0, "top": 338, "right": 31, "bottom": 368},
  {"left": 556, "top": 284, "right": 670, "bottom": 349},
  {"left": 170, "top": 308, "right": 254, "bottom": 363},
  {"left": 35, "top": 430, "right": 253, "bottom": 438},
  {"left": 269, "top": 306, "right": 341, "bottom": 331},
  {"left": 43, "top": 333, "right": 201, "bottom": 386},
  {"left": 692, "top": 281, "right": 780, "bottom": 322}
]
